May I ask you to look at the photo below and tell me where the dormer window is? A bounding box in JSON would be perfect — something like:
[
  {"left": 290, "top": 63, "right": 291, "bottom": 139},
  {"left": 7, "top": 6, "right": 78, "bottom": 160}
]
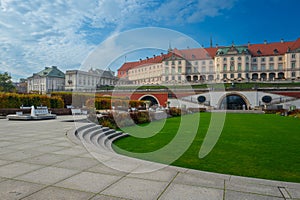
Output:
[
  {"left": 257, "top": 49, "right": 261, "bottom": 55},
  {"left": 273, "top": 49, "right": 278, "bottom": 54}
]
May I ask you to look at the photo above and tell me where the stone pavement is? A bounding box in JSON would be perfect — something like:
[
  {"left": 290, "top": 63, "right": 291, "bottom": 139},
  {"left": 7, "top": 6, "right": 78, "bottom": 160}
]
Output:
[{"left": 0, "top": 116, "right": 299, "bottom": 200}]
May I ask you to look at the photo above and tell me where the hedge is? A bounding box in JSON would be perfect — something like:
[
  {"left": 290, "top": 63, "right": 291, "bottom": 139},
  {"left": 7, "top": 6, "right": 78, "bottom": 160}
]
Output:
[
  {"left": 86, "top": 98, "right": 145, "bottom": 110},
  {"left": 0, "top": 93, "right": 64, "bottom": 108},
  {"left": 51, "top": 92, "right": 130, "bottom": 108}
]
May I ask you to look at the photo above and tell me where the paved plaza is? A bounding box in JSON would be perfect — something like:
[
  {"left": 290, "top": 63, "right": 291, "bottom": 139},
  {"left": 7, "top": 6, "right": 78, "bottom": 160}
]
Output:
[{"left": 0, "top": 116, "right": 299, "bottom": 200}]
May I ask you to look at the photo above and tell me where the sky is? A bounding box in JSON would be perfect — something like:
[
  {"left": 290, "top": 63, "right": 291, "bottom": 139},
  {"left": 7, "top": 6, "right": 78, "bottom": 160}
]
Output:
[{"left": 0, "top": 0, "right": 300, "bottom": 81}]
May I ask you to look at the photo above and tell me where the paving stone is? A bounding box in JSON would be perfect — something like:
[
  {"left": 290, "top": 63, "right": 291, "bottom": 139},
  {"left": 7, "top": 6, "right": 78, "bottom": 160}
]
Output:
[
  {"left": 0, "top": 179, "right": 45, "bottom": 200},
  {"left": 287, "top": 187, "right": 300, "bottom": 199},
  {"left": 173, "top": 171, "right": 225, "bottom": 189},
  {"left": 0, "top": 141, "right": 15, "bottom": 147},
  {"left": 0, "top": 159, "right": 12, "bottom": 166},
  {"left": 6, "top": 143, "right": 42, "bottom": 150},
  {"left": 224, "top": 190, "right": 284, "bottom": 200},
  {"left": 185, "top": 168, "right": 230, "bottom": 181},
  {"left": 22, "top": 153, "right": 72, "bottom": 165},
  {"left": 22, "top": 186, "right": 94, "bottom": 200},
  {"left": 90, "top": 194, "right": 129, "bottom": 200},
  {"left": 0, "top": 162, "right": 44, "bottom": 178},
  {"left": 54, "top": 157, "right": 99, "bottom": 170},
  {"left": 0, "top": 150, "right": 44, "bottom": 161},
  {"left": 226, "top": 180, "right": 283, "bottom": 197},
  {"left": 31, "top": 145, "right": 66, "bottom": 153},
  {"left": 159, "top": 183, "right": 223, "bottom": 200},
  {"left": 53, "top": 147, "right": 88, "bottom": 156},
  {"left": 55, "top": 171, "right": 120, "bottom": 193},
  {"left": 16, "top": 166, "right": 79, "bottom": 185},
  {"left": 127, "top": 168, "right": 178, "bottom": 182},
  {"left": 87, "top": 164, "right": 128, "bottom": 176},
  {"left": 102, "top": 177, "right": 168, "bottom": 200}
]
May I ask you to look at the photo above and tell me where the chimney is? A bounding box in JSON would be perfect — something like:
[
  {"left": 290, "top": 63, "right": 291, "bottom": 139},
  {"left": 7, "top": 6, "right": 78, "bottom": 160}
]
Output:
[
  {"left": 281, "top": 38, "right": 284, "bottom": 43},
  {"left": 248, "top": 41, "right": 251, "bottom": 46},
  {"left": 216, "top": 43, "right": 218, "bottom": 48},
  {"left": 264, "top": 40, "right": 267, "bottom": 44},
  {"left": 146, "top": 57, "right": 149, "bottom": 60},
  {"left": 153, "top": 55, "right": 156, "bottom": 58}
]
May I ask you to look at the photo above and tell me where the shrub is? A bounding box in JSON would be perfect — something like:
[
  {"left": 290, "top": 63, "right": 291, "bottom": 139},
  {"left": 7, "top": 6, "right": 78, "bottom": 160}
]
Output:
[{"left": 0, "top": 93, "right": 64, "bottom": 109}]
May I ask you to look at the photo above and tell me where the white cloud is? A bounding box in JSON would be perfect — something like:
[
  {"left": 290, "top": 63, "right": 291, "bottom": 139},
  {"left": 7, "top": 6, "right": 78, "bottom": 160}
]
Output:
[{"left": 0, "top": 0, "right": 236, "bottom": 81}]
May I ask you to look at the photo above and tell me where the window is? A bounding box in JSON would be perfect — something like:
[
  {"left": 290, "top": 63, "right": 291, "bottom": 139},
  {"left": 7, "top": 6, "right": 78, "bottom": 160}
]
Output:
[
  {"left": 178, "top": 67, "right": 182, "bottom": 73},
  {"left": 278, "top": 57, "right": 283, "bottom": 61},
  {"left": 171, "top": 67, "right": 175, "bottom": 74},
  {"left": 223, "top": 74, "right": 227, "bottom": 79},
  {"left": 165, "top": 61, "right": 168, "bottom": 65},
  {"left": 230, "top": 65, "right": 234, "bottom": 71},
  {"left": 209, "top": 66, "right": 214, "bottom": 73},
  {"left": 202, "top": 66, "right": 206, "bottom": 73},
  {"left": 252, "top": 65, "right": 257, "bottom": 71},
  {"left": 291, "top": 62, "right": 296, "bottom": 69},
  {"left": 223, "top": 64, "right": 227, "bottom": 71},
  {"left": 165, "top": 76, "right": 168, "bottom": 81},
  {"left": 230, "top": 74, "right": 234, "bottom": 79},
  {"left": 261, "top": 57, "right": 265, "bottom": 62},
  {"left": 292, "top": 54, "right": 296, "bottom": 59},
  {"left": 231, "top": 57, "right": 234, "bottom": 61},
  {"left": 269, "top": 64, "right": 274, "bottom": 70},
  {"left": 292, "top": 72, "right": 296, "bottom": 77},
  {"left": 246, "top": 56, "right": 249, "bottom": 61},
  {"left": 245, "top": 63, "right": 249, "bottom": 71},
  {"left": 253, "top": 58, "right": 257, "bottom": 62},
  {"left": 238, "top": 57, "right": 241, "bottom": 61},
  {"left": 238, "top": 63, "right": 242, "bottom": 71},
  {"left": 193, "top": 67, "right": 198, "bottom": 73},
  {"left": 261, "top": 64, "right": 266, "bottom": 71},
  {"left": 202, "top": 61, "right": 206, "bottom": 65},
  {"left": 165, "top": 67, "right": 169, "bottom": 75},
  {"left": 178, "top": 60, "right": 182, "bottom": 64},
  {"left": 178, "top": 76, "right": 181, "bottom": 81},
  {"left": 269, "top": 57, "right": 274, "bottom": 62},
  {"left": 223, "top": 57, "right": 227, "bottom": 61},
  {"left": 171, "top": 61, "right": 175, "bottom": 65},
  {"left": 238, "top": 73, "right": 242, "bottom": 78},
  {"left": 209, "top": 60, "right": 213, "bottom": 64},
  {"left": 278, "top": 63, "right": 283, "bottom": 70}
]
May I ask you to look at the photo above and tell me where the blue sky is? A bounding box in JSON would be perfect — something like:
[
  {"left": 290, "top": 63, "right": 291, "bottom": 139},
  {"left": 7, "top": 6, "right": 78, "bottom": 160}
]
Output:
[{"left": 0, "top": 0, "right": 299, "bottom": 81}]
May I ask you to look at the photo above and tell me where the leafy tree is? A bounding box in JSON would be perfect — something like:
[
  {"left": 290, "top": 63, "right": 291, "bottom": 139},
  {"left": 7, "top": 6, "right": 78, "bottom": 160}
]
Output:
[{"left": 0, "top": 72, "right": 16, "bottom": 92}]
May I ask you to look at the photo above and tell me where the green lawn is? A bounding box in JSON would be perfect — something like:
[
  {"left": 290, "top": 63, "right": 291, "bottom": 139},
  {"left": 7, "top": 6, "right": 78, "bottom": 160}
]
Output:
[{"left": 113, "top": 113, "right": 300, "bottom": 183}]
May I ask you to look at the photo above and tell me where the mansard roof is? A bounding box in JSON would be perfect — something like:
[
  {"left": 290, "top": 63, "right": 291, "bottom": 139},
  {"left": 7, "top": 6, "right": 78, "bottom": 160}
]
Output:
[{"left": 32, "top": 66, "right": 65, "bottom": 78}]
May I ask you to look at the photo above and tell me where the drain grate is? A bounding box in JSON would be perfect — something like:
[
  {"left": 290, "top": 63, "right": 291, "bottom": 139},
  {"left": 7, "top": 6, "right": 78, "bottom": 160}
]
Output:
[{"left": 278, "top": 186, "right": 292, "bottom": 199}]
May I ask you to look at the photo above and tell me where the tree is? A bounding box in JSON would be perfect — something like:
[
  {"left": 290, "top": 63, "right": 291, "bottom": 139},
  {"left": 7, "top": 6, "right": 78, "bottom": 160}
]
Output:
[{"left": 0, "top": 72, "right": 16, "bottom": 92}]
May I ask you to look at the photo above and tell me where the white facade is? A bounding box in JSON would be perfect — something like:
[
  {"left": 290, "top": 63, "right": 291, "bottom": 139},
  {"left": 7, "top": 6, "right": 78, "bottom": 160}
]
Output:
[
  {"left": 65, "top": 69, "right": 118, "bottom": 91},
  {"left": 27, "top": 66, "right": 65, "bottom": 94}
]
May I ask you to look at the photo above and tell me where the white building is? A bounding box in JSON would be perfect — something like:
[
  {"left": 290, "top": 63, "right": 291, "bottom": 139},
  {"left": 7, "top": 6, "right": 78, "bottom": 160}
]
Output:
[
  {"left": 65, "top": 68, "right": 118, "bottom": 91},
  {"left": 27, "top": 66, "right": 65, "bottom": 94}
]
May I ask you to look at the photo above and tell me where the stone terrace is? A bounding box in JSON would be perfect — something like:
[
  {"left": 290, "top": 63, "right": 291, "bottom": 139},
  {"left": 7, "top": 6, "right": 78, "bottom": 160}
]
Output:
[{"left": 0, "top": 116, "right": 299, "bottom": 200}]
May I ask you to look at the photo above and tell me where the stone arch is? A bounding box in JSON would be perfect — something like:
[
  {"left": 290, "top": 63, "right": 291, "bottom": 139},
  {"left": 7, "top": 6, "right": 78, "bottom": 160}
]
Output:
[
  {"left": 218, "top": 92, "right": 250, "bottom": 110},
  {"left": 139, "top": 95, "right": 160, "bottom": 106}
]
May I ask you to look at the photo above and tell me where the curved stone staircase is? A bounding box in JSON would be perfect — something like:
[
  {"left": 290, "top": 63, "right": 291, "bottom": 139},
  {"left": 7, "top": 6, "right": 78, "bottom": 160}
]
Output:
[
  {"left": 70, "top": 123, "right": 129, "bottom": 154},
  {"left": 67, "top": 122, "right": 166, "bottom": 173}
]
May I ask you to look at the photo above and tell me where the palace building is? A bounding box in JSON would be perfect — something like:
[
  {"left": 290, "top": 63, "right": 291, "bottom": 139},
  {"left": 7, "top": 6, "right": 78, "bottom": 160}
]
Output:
[{"left": 117, "top": 38, "right": 300, "bottom": 84}]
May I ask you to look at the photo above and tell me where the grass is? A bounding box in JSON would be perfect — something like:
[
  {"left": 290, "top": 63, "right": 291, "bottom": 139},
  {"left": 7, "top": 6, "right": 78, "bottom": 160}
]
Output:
[{"left": 113, "top": 113, "right": 300, "bottom": 183}]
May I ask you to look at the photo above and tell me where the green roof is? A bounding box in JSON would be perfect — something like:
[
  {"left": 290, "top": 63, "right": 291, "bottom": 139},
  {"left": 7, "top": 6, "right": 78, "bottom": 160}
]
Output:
[
  {"left": 217, "top": 45, "right": 249, "bottom": 55},
  {"left": 36, "top": 66, "right": 65, "bottom": 78}
]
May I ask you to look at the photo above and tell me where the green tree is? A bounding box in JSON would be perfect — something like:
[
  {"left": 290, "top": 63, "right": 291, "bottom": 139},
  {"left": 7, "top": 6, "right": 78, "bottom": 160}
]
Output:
[{"left": 0, "top": 72, "right": 16, "bottom": 92}]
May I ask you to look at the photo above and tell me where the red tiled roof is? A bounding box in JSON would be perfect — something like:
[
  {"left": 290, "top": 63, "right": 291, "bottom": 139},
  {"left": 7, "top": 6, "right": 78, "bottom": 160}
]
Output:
[
  {"left": 172, "top": 47, "right": 218, "bottom": 60},
  {"left": 117, "top": 52, "right": 178, "bottom": 73},
  {"left": 248, "top": 41, "right": 294, "bottom": 57},
  {"left": 290, "top": 38, "right": 300, "bottom": 51}
]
